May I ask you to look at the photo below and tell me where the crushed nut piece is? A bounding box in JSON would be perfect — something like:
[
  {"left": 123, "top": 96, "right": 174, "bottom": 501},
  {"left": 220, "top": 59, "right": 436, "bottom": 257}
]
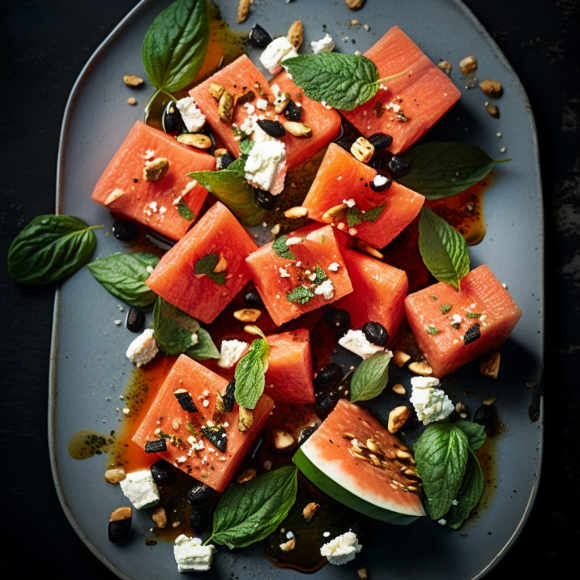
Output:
[
  {"left": 303, "top": 502, "right": 320, "bottom": 522},
  {"left": 480, "top": 351, "right": 501, "bottom": 379},
  {"left": 455, "top": 402, "right": 466, "bottom": 414},
  {"left": 343, "top": 432, "right": 356, "bottom": 440},
  {"left": 127, "top": 97, "right": 137, "bottom": 105},
  {"left": 392, "top": 383, "right": 406, "bottom": 396},
  {"left": 388, "top": 406, "right": 412, "bottom": 433},
  {"left": 234, "top": 308, "right": 262, "bottom": 323},
  {"left": 218, "top": 89, "right": 234, "bottom": 122},
  {"left": 213, "top": 252, "right": 228, "bottom": 273},
  {"left": 244, "top": 324, "right": 263, "bottom": 336},
  {"left": 271, "top": 224, "right": 281, "bottom": 236},
  {"left": 356, "top": 240, "right": 383, "bottom": 259},
  {"left": 351, "top": 136, "right": 375, "bottom": 163},
  {"left": 272, "top": 428, "right": 296, "bottom": 450},
  {"left": 479, "top": 79, "right": 503, "bottom": 98},
  {"left": 239, "top": 406, "right": 254, "bottom": 432},
  {"left": 438, "top": 61, "right": 452, "bottom": 74},
  {"left": 209, "top": 82, "right": 225, "bottom": 101},
  {"left": 234, "top": 90, "right": 255, "bottom": 106},
  {"left": 236, "top": 468, "right": 257, "bottom": 483},
  {"left": 284, "top": 206, "right": 308, "bottom": 219},
  {"left": 123, "top": 74, "right": 143, "bottom": 87},
  {"left": 287, "top": 21, "right": 304, "bottom": 50},
  {"left": 105, "top": 188, "right": 125, "bottom": 206},
  {"left": 214, "top": 148, "right": 228, "bottom": 159},
  {"left": 280, "top": 538, "right": 296, "bottom": 552},
  {"left": 172, "top": 521, "right": 181, "bottom": 528},
  {"left": 283, "top": 121, "right": 312, "bottom": 137},
  {"left": 110, "top": 507, "right": 132, "bottom": 522},
  {"left": 393, "top": 350, "right": 411, "bottom": 367},
  {"left": 408, "top": 361, "right": 433, "bottom": 376},
  {"left": 172, "top": 418, "right": 181, "bottom": 431},
  {"left": 357, "top": 567, "right": 368, "bottom": 580},
  {"left": 177, "top": 133, "right": 212, "bottom": 149},
  {"left": 345, "top": 0, "right": 365, "bottom": 9},
  {"left": 485, "top": 102, "right": 500, "bottom": 118},
  {"left": 236, "top": 0, "right": 250, "bottom": 23},
  {"left": 143, "top": 158, "right": 169, "bottom": 182},
  {"left": 275, "top": 100, "right": 289, "bottom": 114},
  {"left": 459, "top": 55, "right": 478, "bottom": 76},
  {"left": 366, "top": 438, "right": 383, "bottom": 455},
  {"left": 483, "top": 396, "right": 497, "bottom": 406},
  {"left": 322, "top": 203, "right": 348, "bottom": 223},
  {"left": 104, "top": 468, "right": 126, "bottom": 484},
  {"left": 152, "top": 506, "right": 167, "bottom": 529}
]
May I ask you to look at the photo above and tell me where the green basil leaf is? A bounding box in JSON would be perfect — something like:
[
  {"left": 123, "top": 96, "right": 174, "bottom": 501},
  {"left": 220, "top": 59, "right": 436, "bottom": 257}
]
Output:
[
  {"left": 313, "top": 264, "right": 327, "bottom": 285},
  {"left": 87, "top": 253, "right": 159, "bottom": 308},
  {"left": 207, "top": 466, "right": 298, "bottom": 549},
  {"left": 418, "top": 207, "right": 470, "bottom": 289},
  {"left": 349, "top": 350, "right": 392, "bottom": 403},
  {"left": 453, "top": 419, "right": 486, "bottom": 451},
  {"left": 8, "top": 215, "right": 100, "bottom": 285},
  {"left": 153, "top": 296, "right": 200, "bottom": 356},
  {"left": 283, "top": 53, "right": 380, "bottom": 111},
  {"left": 272, "top": 235, "right": 296, "bottom": 260},
  {"left": 176, "top": 199, "right": 195, "bottom": 221},
  {"left": 414, "top": 423, "right": 469, "bottom": 520},
  {"left": 194, "top": 253, "right": 226, "bottom": 285},
  {"left": 234, "top": 338, "right": 271, "bottom": 410},
  {"left": 186, "top": 328, "right": 220, "bottom": 360},
  {"left": 239, "top": 138, "right": 254, "bottom": 155},
  {"left": 398, "top": 142, "right": 510, "bottom": 200},
  {"left": 188, "top": 169, "right": 267, "bottom": 227},
  {"left": 287, "top": 285, "right": 315, "bottom": 305},
  {"left": 347, "top": 206, "right": 363, "bottom": 228},
  {"left": 363, "top": 203, "right": 386, "bottom": 223},
  {"left": 446, "top": 449, "right": 485, "bottom": 529},
  {"left": 142, "top": 0, "right": 210, "bottom": 93}
]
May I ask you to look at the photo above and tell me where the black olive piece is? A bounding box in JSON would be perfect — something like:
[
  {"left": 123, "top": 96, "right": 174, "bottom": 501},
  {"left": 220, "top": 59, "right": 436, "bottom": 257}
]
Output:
[
  {"left": 362, "top": 321, "right": 389, "bottom": 347},
  {"left": 334, "top": 138, "right": 353, "bottom": 152},
  {"left": 387, "top": 155, "right": 411, "bottom": 178},
  {"left": 254, "top": 188, "right": 276, "bottom": 210},
  {"left": 248, "top": 23, "right": 273, "bottom": 48},
  {"left": 284, "top": 100, "right": 302, "bottom": 121},
  {"left": 150, "top": 460, "right": 177, "bottom": 487},
  {"left": 317, "top": 390, "right": 340, "bottom": 416},
  {"left": 112, "top": 220, "right": 140, "bottom": 242},
  {"left": 190, "top": 508, "right": 211, "bottom": 534},
  {"left": 217, "top": 152, "right": 236, "bottom": 170},
  {"left": 126, "top": 307, "right": 145, "bottom": 333},
  {"left": 347, "top": 520, "right": 372, "bottom": 545},
  {"left": 323, "top": 307, "right": 351, "bottom": 331},
  {"left": 314, "top": 363, "right": 344, "bottom": 391},
  {"left": 244, "top": 289, "right": 265, "bottom": 309},
  {"left": 222, "top": 381, "right": 236, "bottom": 413},
  {"left": 368, "top": 133, "right": 393, "bottom": 151},
  {"left": 463, "top": 323, "right": 481, "bottom": 345},
  {"left": 108, "top": 508, "right": 132, "bottom": 543},
  {"left": 162, "top": 101, "right": 182, "bottom": 135},
  {"left": 201, "top": 424, "right": 227, "bottom": 453},
  {"left": 145, "top": 439, "right": 167, "bottom": 453},
  {"left": 298, "top": 425, "right": 318, "bottom": 445},
  {"left": 473, "top": 404, "right": 495, "bottom": 428},
  {"left": 174, "top": 389, "right": 198, "bottom": 413},
  {"left": 186, "top": 482, "right": 213, "bottom": 506},
  {"left": 257, "top": 119, "right": 286, "bottom": 138},
  {"left": 369, "top": 175, "right": 393, "bottom": 193}
]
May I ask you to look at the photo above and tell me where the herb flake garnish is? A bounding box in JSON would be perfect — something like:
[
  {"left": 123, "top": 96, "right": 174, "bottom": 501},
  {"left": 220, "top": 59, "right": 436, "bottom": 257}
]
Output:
[
  {"left": 347, "top": 207, "right": 363, "bottom": 228},
  {"left": 272, "top": 235, "right": 296, "bottom": 260},
  {"left": 466, "top": 312, "right": 482, "bottom": 318},
  {"left": 427, "top": 327, "right": 441, "bottom": 335},
  {"left": 313, "top": 265, "right": 327, "bottom": 285},
  {"left": 194, "top": 253, "right": 226, "bottom": 285},
  {"left": 287, "top": 285, "right": 315, "bottom": 305},
  {"left": 439, "top": 304, "right": 452, "bottom": 314},
  {"left": 234, "top": 330, "right": 270, "bottom": 410},
  {"left": 176, "top": 199, "right": 195, "bottom": 221},
  {"left": 362, "top": 203, "right": 386, "bottom": 223}
]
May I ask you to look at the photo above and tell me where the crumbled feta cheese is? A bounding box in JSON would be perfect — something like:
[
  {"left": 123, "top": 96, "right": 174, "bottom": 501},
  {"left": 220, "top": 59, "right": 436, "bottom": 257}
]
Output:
[
  {"left": 328, "top": 262, "right": 340, "bottom": 272},
  {"left": 245, "top": 140, "right": 286, "bottom": 193},
  {"left": 126, "top": 329, "right": 159, "bottom": 367},
  {"left": 285, "top": 237, "right": 303, "bottom": 246},
  {"left": 279, "top": 266, "right": 291, "bottom": 278},
  {"left": 146, "top": 265, "right": 154, "bottom": 274},
  {"left": 175, "top": 97, "right": 206, "bottom": 132},
  {"left": 256, "top": 98, "right": 269, "bottom": 111},
  {"left": 244, "top": 102, "right": 256, "bottom": 115},
  {"left": 119, "top": 470, "right": 160, "bottom": 509},
  {"left": 174, "top": 535, "right": 216, "bottom": 572},
  {"left": 260, "top": 36, "right": 299, "bottom": 75},
  {"left": 410, "top": 376, "right": 454, "bottom": 425},
  {"left": 149, "top": 201, "right": 158, "bottom": 212},
  {"left": 191, "top": 332, "right": 198, "bottom": 346},
  {"left": 144, "top": 149, "right": 155, "bottom": 160},
  {"left": 311, "top": 33, "right": 335, "bottom": 54},
  {"left": 373, "top": 174, "right": 389, "bottom": 187},
  {"left": 338, "top": 330, "right": 384, "bottom": 359},
  {"left": 217, "top": 339, "right": 248, "bottom": 369},
  {"left": 451, "top": 314, "right": 462, "bottom": 324},
  {"left": 320, "top": 532, "right": 362, "bottom": 566},
  {"left": 343, "top": 198, "right": 356, "bottom": 208},
  {"left": 314, "top": 279, "right": 335, "bottom": 300},
  {"left": 438, "top": 518, "right": 447, "bottom": 526}
]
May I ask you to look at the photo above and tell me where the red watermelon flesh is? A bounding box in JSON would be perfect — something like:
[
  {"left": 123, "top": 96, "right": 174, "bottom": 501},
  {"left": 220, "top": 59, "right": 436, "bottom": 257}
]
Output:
[
  {"left": 91, "top": 121, "right": 215, "bottom": 240},
  {"left": 146, "top": 202, "right": 258, "bottom": 324},
  {"left": 404, "top": 265, "right": 522, "bottom": 378},
  {"left": 342, "top": 26, "right": 461, "bottom": 154},
  {"left": 132, "top": 355, "right": 274, "bottom": 492},
  {"left": 335, "top": 249, "right": 408, "bottom": 345},
  {"left": 302, "top": 143, "right": 425, "bottom": 248}
]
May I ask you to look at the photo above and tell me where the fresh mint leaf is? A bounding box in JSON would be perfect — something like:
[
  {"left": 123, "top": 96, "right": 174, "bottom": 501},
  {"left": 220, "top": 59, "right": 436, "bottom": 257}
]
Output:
[
  {"left": 194, "top": 253, "right": 226, "bottom": 285},
  {"left": 427, "top": 327, "right": 441, "bottom": 335},
  {"left": 446, "top": 449, "right": 485, "bottom": 529},
  {"left": 188, "top": 169, "right": 266, "bottom": 227},
  {"left": 234, "top": 338, "right": 271, "bottom": 410},
  {"left": 363, "top": 203, "right": 386, "bottom": 223},
  {"left": 313, "top": 265, "right": 327, "bottom": 285},
  {"left": 414, "top": 423, "right": 469, "bottom": 520},
  {"left": 349, "top": 350, "right": 392, "bottom": 403},
  {"left": 418, "top": 207, "right": 470, "bottom": 290},
  {"left": 142, "top": 0, "right": 210, "bottom": 93},
  {"left": 439, "top": 304, "right": 452, "bottom": 314},
  {"left": 466, "top": 312, "right": 481, "bottom": 318},
  {"left": 272, "top": 235, "right": 296, "bottom": 260},
  {"left": 153, "top": 296, "right": 200, "bottom": 356},
  {"left": 287, "top": 285, "right": 315, "bottom": 305},
  {"left": 347, "top": 207, "right": 363, "bottom": 228},
  {"left": 186, "top": 328, "right": 220, "bottom": 360},
  {"left": 8, "top": 215, "right": 101, "bottom": 285},
  {"left": 206, "top": 466, "right": 298, "bottom": 549},
  {"left": 176, "top": 199, "right": 195, "bottom": 221},
  {"left": 453, "top": 419, "right": 486, "bottom": 451},
  {"left": 239, "top": 138, "right": 254, "bottom": 155},
  {"left": 398, "top": 142, "right": 511, "bottom": 200},
  {"left": 88, "top": 253, "right": 159, "bottom": 308}
]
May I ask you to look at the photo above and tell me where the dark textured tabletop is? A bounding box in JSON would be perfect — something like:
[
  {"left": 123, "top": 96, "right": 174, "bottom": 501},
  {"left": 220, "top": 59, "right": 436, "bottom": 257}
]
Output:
[{"left": 1, "top": 0, "right": 578, "bottom": 576}]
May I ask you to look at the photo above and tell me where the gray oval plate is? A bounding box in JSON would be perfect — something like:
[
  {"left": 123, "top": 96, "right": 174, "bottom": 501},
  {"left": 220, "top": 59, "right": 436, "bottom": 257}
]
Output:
[{"left": 49, "top": 1, "right": 544, "bottom": 579}]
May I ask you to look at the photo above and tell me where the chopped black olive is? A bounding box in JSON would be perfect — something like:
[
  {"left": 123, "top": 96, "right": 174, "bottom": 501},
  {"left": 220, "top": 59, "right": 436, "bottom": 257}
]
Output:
[
  {"left": 248, "top": 23, "right": 273, "bottom": 48},
  {"left": 298, "top": 425, "right": 318, "bottom": 445},
  {"left": 463, "top": 323, "right": 481, "bottom": 345},
  {"left": 126, "top": 307, "right": 145, "bottom": 333},
  {"left": 317, "top": 390, "right": 340, "bottom": 416},
  {"left": 216, "top": 152, "right": 236, "bottom": 170},
  {"left": 257, "top": 119, "right": 286, "bottom": 138},
  {"left": 244, "top": 289, "right": 265, "bottom": 309},
  {"left": 387, "top": 155, "right": 411, "bottom": 178},
  {"left": 201, "top": 423, "right": 227, "bottom": 453},
  {"left": 368, "top": 133, "right": 393, "bottom": 151},
  {"left": 150, "top": 460, "right": 177, "bottom": 487},
  {"left": 314, "top": 363, "right": 344, "bottom": 391},
  {"left": 145, "top": 439, "right": 167, "bottom": 453},
  {"left": 112, "top": 220, "right": 140, "bottom": 241},
  {"left": 162, "top": 101, "right": 182, "bottom": 135},
  {"left": 174, "top": 389, "right": 198, "bottom": 413},
  {"left": 284, "top": 99, "right": 302, "bottom": 121},
  {"left": 254, "top": 188, "right": 276, "bottom": 210},
  {"left": 473, "top": 404, "right": 495, "bottom": 428},
  {"left": 222, "top": 381, "right": 236, "bottom": 413},
  {"left": 190, "top": 508, "right": 211, "bottom": 534},
  {"left": 186, "top": 482, "right": 213, "bottom": 506},
  {"left": 108, "top": 507, "right": 132, "bottom": 543},
  {"left": 362, "top": 321, "right": 389, "bottom": 347},
  {"left": 369, "top": 176, "right": 393, "bottom": 192},
  {"left": 323, "top": 307, "right": 350, "bottom": 330}
]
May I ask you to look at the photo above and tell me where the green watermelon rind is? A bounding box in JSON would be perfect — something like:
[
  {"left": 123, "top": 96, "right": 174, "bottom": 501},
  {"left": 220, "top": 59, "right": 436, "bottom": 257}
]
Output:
[{"left": 293, "top": 448, "right": 419, "bottom": 526}]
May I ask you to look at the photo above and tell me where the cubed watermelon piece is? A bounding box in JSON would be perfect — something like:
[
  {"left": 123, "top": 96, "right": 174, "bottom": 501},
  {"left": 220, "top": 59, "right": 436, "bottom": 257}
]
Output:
[
  {"left": 91, "top": 121, "right": 215, "bottom": 240},
  {"left": 335, "top": 249, "right": 408, "bottom": 345},
  {"left": 146, "top": 202, "right": 259, "bottom": 324},
  {"left": 245, "top": 225, "right": 353, "bottom": 326},
  {"left": 265, "top": 329, "right": 315, "bottom": 404},
  {"left": 302, "top": 143, "right": 425, "bottom": 248},
  {"left": 404, "top": 265, "right": 522, "bottom": 378},
  {"left": 342, "top": 26, "right": 461, "bottom": 154}
]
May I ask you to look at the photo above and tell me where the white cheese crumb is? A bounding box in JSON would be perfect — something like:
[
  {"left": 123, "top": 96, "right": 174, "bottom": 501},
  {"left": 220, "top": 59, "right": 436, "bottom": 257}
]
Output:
[
  {"left": 120, "top": 470, "right": 160, "bottom": 509},
  {"left": 146, "top": 265, "right": 154, "bottom": 274},
  {"left": 451, "top": 314, "right": 462, "bottom": 324},
  {"left": 343, "top": 198, "right": 356, "bottom": 208},
  {"left": 114, "top": 319, "right": 121, "bottom": 325},
  {"left": 279, "top": 266, "right": 291, "bottom": 278},
  {"left": 373, "top": 174, "right": 389, "bottom": 187},
  {"left": 338, "top": 329, "right": 385, "bottom": 359},
  {"left": 410, "top": 376, "right": 454, "bottom": 425},
  {"left": 175, "top": 97, "right": 206, "bottom": 132},
  {"left": 245, "top": 140, "right": 286, "bottom": 193},
  {"left": 314, "top": 279, "right": 335, "bottom": 300},
  {"left": 260, "top": 37, "right": 299, "bottom": 75},
  {"left": 256, "top": 98, "right": 268, "bottom": 111},
  {"left": 217, "top": 339, "right": 248, "bottom": 369},
  {"left": 438, "top": 518, "right": 447, "bottom": 525},
  {"left": 285, "top": 237, "right": 303, "bottom": 246},
  {"left": 173, "top": 535, "right": 216, "bottom": 573},
  {"left": 328, "top": 262, "right": 340, "bottom": 272},
  {"left": 320, "top": 532, "right": 362, "bottom": 566},
  {"left": 311, "top": 33, "right": 335, "bottom": 54},
  {"left": 126, "top": 329, "right": 159, "bottom": 367},
  {"left": 144, "top": 149, "right": 155, "bottom": 160}
]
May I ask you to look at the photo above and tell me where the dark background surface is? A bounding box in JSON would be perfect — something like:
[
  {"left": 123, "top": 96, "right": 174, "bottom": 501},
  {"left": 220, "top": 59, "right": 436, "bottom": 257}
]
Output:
[{"left": 1, "top": 0, "right": 578, "bottom": 576}]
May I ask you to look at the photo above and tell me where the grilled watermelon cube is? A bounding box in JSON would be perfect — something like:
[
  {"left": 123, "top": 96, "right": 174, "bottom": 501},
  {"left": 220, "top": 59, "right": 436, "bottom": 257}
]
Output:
[
  {"left": 146, "top": 202, "right": 258, "bottom": 324},
  {"left": 91, "top": 121, "right": 215, "bottom": 240},
  {"left": 132, "top": 355, "right": 274, "bottom": 493},
  {"left": 404, "top": 265, "right": 522, "bottom": 378}
]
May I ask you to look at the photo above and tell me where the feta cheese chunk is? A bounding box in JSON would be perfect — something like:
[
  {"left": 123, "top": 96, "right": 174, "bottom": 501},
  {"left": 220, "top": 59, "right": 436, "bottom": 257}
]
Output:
[
  {"left": 245, "top": 140, "right": 286, "bottom": 193},
  {"left": 314, "top": 279, "right": 335, "bottom": 300},
  {"left": 126, "top": 329, "right": 159, "bottom": 367},
  {"left": 119, "top": 470, "right": 160, "bottom": 509},
  {"left": 260, "top": 36, "right": 299, "bottom": 75},
  {"left": 320, "top": 532, "right": 362, "bottom": 566},
  {"left": 191, "top": 332, "right": 199, "bottom": 346},
  {"left": 173, "top": 535, "right": 216, "bottom": 573},
  {"left": 311, "top": 33, "right": 335, "bottom": 54},
  {"left": 217, "top": 339, "right": 248, "bottom": 369},
  {"left": 373, "top": 174, "right": 389, "bottom": 187},
  {"left": 256, "top": 97, "right": 269, "bottom": 111},
  {"left": 328, "top": 262, "right": 340, "bottom": 272},
  {"left": 176, "top": 97, "right": 206, "bottom": 132},
  {"left": 409, "top": 376, "right": 454, "bottom": 425},
  {"left": 343, "top": 198, "right": 356, "bottom": 208},
  {"left": 338, "top": 330, "right": 385, "bottom": 359}
]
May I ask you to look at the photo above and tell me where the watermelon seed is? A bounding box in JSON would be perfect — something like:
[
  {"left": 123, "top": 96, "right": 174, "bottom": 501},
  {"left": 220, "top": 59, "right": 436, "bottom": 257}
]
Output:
[
  {"left": 257, "top": 119, "right": 286, "bottom": 138},
  {"left": 408, "top": 361, "right": 433, "bottom": 376},
  {"left": 392, "top": 384, "right": 406, "bottom": 396}
]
